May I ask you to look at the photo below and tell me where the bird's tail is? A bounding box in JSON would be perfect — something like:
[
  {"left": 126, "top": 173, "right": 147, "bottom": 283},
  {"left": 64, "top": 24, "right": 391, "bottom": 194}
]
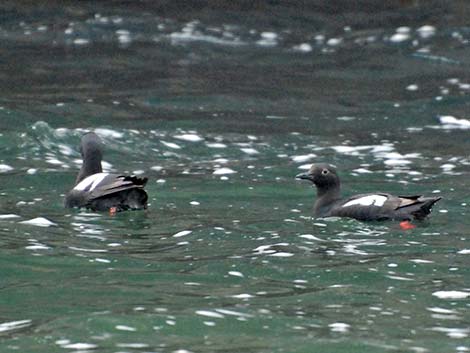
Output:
[{"left": 411, "top": 197, "right": 442, "bottom": 220}]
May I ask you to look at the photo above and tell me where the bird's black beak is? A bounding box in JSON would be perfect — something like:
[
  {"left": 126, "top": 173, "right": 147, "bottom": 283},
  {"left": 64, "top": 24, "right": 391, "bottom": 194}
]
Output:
[{"left": 295, "top": 172, "right": 314, "bottom": 182}]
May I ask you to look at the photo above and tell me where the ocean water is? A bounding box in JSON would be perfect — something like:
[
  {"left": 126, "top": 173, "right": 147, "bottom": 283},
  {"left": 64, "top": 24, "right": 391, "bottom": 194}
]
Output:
[{"left": 0, "top": 2, "right": 469, "bottom": 353}]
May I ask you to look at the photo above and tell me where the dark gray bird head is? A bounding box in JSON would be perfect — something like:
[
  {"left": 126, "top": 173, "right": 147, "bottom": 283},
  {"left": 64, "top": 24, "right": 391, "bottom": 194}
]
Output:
[
  {"left": 75, "top": 132, "right": 103, "bottom": 184},
  {"left": 80, "top": 132, "right": 103, "bottom": 159},
  {"left": 296, "top": 163, "right": 340, "bottom": 192}
]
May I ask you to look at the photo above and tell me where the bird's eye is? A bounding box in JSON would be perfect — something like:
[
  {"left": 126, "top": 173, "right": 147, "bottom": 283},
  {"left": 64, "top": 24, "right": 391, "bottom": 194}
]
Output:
[{"left": 322, "top": 169, "right": 329, "bottom": 175}]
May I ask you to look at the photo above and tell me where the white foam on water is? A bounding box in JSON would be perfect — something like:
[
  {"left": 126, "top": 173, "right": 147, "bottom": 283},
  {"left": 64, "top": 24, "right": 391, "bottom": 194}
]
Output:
[
  {"left": 240, "top": 148, "right": 259, "bottom": 155},
  {"left": 427, "top": 307, "right": 457, "bottom": 314},
  {"left": 387, "top": 275, "right": 414, "bottom": 281},
  {"left": 390, "top": 33, "right": 410, "bottom": 42},
  {"left": 432, "top": 291, "right": 470, "bottom": 299},
  {"left": 253, "top": 243, "right": 288, "bottom": 255},
  {"left": 231, "top": 293, "right": 254, "bottom": 299},
  {"left": 174, "top": 134, "right": 203, "bottom": 142},
  {"left": 438, "top": 115, "right": 470, "bottom": 129},
  {"left": 215, "top": 309, "right": 253, "bottom": 318},
  {"left": 396, "top": 26, "right": 411, "bottom": 34},
  {"left": 293, "top": 43, "right": 312, "bottom": 52},
  {"left": 20, "top": 217, "right": 56, "bottom": 227},
  {"left": 68, "top": 247, "right": 107, "bottom": 253},
  {"left": 431, "top": 327, "right": 469, "bottom": 339},
  {"left": 353, "top": 168, "right": 372, "bottom": 174},
  {"left": 406, "top": 84, "right": 419, "bottom": 91},
  {"left": 0, "top": 214, "right": 20, "bottom": 219},
  {"left": 45, "top": 158, "right": 63, "bottom": 166},
  {"left": 94, "top": 128, "right": 124, "bottom": 139},
  {"left": 73, "top": 38, "right": 90, "bottom": 45},
  {"left": 327, "top": 37, "right": 342, "bottom": 46},
  {"left": 291, "top": 154, "right": 316, "bottom": 163},
  {"left": 116, "top": 325, "right": 137, "bottom": 331},
  {"left": 269, "top": 252, "right": 294, "bottom": 257},
  {"left": 116, "top": 343, "right": 149, "bottom": 348},
  {"left": 196, "top": 310, "right": 224, "bottom": 319},
  {"left": 206, "top": 142, "right": 227, "bottom": 148},
  {"left": 161, "top": 141, "right": 182, "bottom": 149},
  {"left": 228, "top": 271, "right": 244, "bottom": 277},
  {"left": 417, "top": 25, "right": 436, "bottom": 38},
  {"left": 0, "top": 320, "right": 32, "bottom": 332},
  {"left": 441, "top": 164, "right": 456, "bottom": 172},
  {"left": 25, "top": 243, "right": 50, "bottom": 250},
  {"left": 299, "top": 234, "right": 324, "bottom": 241},
  {"left": 337, "top": 116, "right": 356, "bottom": 121},
  {"left": 329, "top": 322, "right": 350, "bottom": 332},
  {"left": 384, "top": 158, "right": 412, "bottom": 166},
  {"left": 62, "top": 342, "right": 97, "bottom": 349},
  {"left": 213, "top": 167, "right": 236, "bottom": 175},
  {"left": 410, "top": 259, "right": 434, "bottom": 264},
  {"left": 173, "top": 230, "right": 192, "bottom": 238},
  {"left": 0, "top": 164, "right": 13, "bottom": 173}
]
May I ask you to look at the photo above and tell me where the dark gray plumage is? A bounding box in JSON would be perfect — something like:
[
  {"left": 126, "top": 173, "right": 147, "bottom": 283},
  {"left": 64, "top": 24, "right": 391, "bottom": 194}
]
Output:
[
  {"left": 296, "top": 163, "right": 441, "bottom": 221},
  {"left": 64, "top": 132, "right": 148, "bottom": 212}
]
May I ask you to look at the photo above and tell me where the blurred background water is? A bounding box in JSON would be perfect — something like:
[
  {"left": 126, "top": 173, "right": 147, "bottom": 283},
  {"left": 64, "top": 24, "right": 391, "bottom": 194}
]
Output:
[{"left": 0, "top": 1, "right": 469, "bottom": 352}]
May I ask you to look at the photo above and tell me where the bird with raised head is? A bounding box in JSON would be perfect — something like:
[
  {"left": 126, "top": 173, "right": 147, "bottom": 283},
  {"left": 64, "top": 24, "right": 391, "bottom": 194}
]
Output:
[
  {"left": 296, "top": 163, "right": 441, "bottom": 221},
  {"left": 64, "top": 132, "right": 148, "bottom": 212}
]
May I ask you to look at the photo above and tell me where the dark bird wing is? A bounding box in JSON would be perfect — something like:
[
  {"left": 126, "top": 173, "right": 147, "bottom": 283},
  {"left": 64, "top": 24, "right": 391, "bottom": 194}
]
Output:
[
  {"left": 88, "top": 175, "right": 148, "bottom": 200},
  {"left": 328, "top": 193, "right": 441, "bottom": 221}
]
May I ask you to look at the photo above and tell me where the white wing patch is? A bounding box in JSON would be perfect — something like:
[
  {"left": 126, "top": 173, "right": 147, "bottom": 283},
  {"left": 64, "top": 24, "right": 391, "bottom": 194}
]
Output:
[
  {"left": 342, "top": 195, "right": 387, "bottom": 208},
  {"left": 73, "top": 173, "right": 109, "bottom": 191}
]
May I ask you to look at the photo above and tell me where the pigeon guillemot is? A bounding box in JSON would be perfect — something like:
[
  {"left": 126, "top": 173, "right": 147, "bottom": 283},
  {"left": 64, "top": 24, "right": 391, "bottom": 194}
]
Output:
[
  {"left": 64, "top": 132, "right": 148, "bottom": 212},
  {"left": 296, "top": 163, "right": 441, "bottom": 221}
]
